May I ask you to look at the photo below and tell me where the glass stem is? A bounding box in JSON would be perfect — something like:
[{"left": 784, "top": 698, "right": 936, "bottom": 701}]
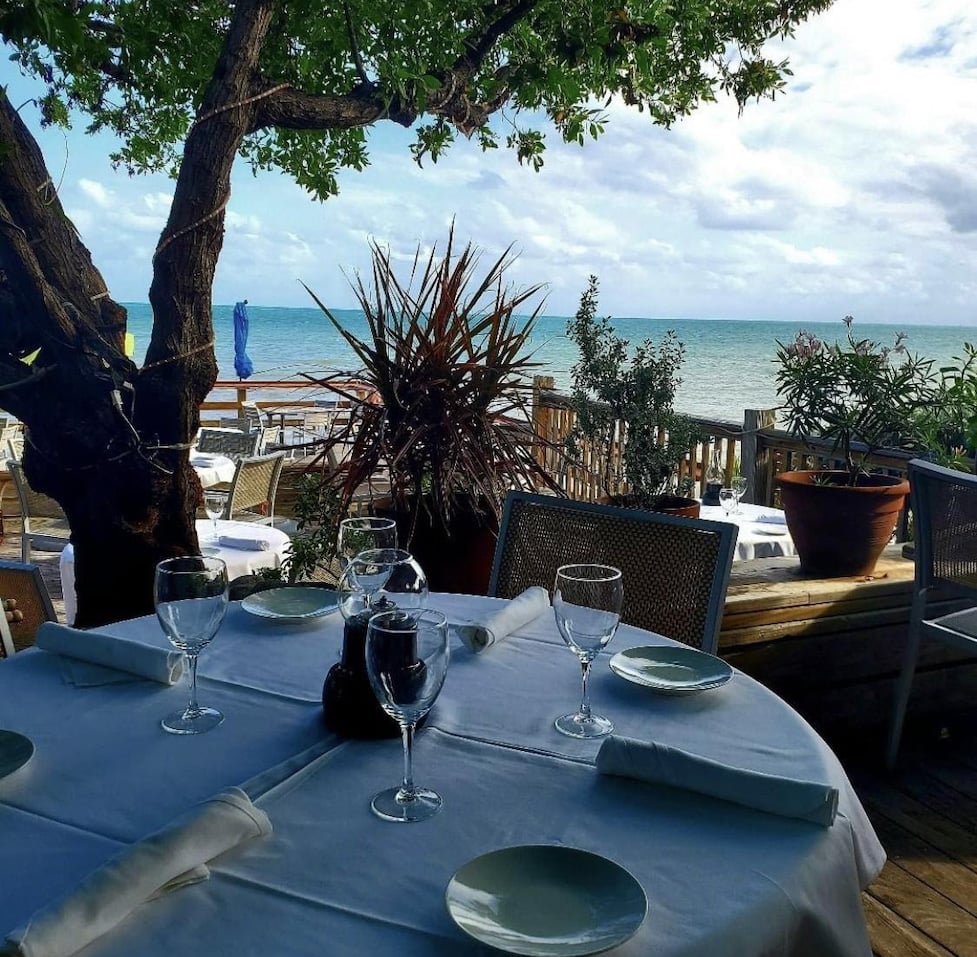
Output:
[
  {"left": 185, "top": 653, "right": 200, "bottom": 716},
  {"left": 399, "top": 722, "right": 416, "bottom": 802},
  {"left": 578, "top": 660, "right": 593, "bottom": 719}
]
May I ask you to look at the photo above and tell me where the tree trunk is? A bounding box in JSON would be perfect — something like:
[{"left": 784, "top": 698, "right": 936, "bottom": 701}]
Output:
[{"left": 0, "top": 0, "right": 276, "bottom": 626}]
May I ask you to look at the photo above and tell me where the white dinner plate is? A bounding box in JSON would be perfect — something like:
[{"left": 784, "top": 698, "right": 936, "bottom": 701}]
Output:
[
  {"left": 609, "top": 645, "right": 733, "bottom": 695},
  {"left": 445, "top": 845, "right": 646, "bottom": 956},
  {"left": 0, "top": 730, "right": 35, "bottom": 780},
  {"left": 241, "top": 586, "right": 338, "bottom": 621},
  {"left": 753, "top": 525, "right": 789, "bottom": 536}
]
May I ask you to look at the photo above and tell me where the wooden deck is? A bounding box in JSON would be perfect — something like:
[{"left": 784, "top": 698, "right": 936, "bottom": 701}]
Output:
[{"left": 2, "top": 525, "right": 976, "bottom": 956}]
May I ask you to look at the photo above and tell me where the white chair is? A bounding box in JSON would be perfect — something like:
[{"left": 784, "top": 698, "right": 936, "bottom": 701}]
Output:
[
  {"left": 197, "top": 428, "right": 262, "bottom": 460},
  {"left": 6, "top": 461, "right": 71, "bottom": 563},
  {"left": 886, "top": 459, "right": 977, "bottom": 768}
]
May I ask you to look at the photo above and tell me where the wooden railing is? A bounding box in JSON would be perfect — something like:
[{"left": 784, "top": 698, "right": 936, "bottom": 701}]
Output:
[{"left": 200, "top": 379, "right": 373, "bottom": 429}]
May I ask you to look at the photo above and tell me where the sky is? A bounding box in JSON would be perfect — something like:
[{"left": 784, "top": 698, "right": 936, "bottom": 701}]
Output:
[{"left": 3, "top": 0, "right": 977, "bottom": 324}]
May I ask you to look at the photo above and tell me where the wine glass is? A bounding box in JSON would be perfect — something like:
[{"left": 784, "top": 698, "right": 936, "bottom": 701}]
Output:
[
  {"left": 552, "top": 564, "right": 623, "bottom": 738},
  {"left": 366, "top": 608, "right": 449, "bottom": 822},
  {"left": 337, "top": 517, "right": 397, "bottom": 570},
  {"left": 155, "top": 556, "right": 228, "bottom": 735},
  {"left": 340, "top": 548, "right": 428, "bottom": 618},
  {"left": 719, "top": 488, "right": 737, "bottom": 517},
  {"left": 203, "top": 490, "right": 226, "bottom": 543},
  {"left": 731, "top": 475, "right": 748, "bottom": 513}
]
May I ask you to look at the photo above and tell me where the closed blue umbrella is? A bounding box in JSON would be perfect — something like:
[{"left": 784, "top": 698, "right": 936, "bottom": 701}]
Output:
[{"left": 233, "top": 300, "right": 254, "bottom": 379}]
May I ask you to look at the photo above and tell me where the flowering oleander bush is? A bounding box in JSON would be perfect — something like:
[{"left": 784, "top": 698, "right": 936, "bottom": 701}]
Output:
[{"left": 775, "top": 316, "right": 937, "bottom": 485}]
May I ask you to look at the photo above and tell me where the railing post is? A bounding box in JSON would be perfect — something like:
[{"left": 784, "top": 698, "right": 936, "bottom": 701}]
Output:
[
  {"left": 742, "top": 408, "right": 777, "bottom": 505},
  {"left": 236, "top": 386, "right": 247, "bottom": 417},
  {"left": 532, "top": 375, "right": 555, "bottom": 470}
]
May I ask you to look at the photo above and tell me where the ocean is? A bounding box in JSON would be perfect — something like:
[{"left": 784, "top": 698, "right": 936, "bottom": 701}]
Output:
[{"left": 122, "top": 303, "right": 977, "bottom": 425}]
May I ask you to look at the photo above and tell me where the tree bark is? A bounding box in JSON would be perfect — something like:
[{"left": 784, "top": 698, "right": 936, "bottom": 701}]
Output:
[{"left": 0, "top": 0, "right": 277, "bottom": 626}]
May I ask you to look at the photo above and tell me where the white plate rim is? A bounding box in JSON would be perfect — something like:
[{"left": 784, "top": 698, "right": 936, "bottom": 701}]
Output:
[
  {"left": 241, "top": 586, "right": 338, "bottom": 620},
  {"left": 0, "top": 729, "right": 35, "bottom": 780},
  {"left": 608, "top": 645, "right": 733, "bottom": 694},
  {"left": 445, "top": 844, "right": 646, "bottom": 956}
]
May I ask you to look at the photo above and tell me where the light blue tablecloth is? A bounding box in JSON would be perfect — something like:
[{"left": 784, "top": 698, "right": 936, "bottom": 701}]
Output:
[{"left": 0, "top": 593, "right": 883, "bottom": 956}]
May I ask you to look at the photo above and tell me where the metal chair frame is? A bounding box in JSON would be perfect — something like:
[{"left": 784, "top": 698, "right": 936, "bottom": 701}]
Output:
[
  {"left": 489, "top": 491, "right": 737, "bottom": 653},
  {"left": 886, "top": 458, "right": 977, "bottom": 768},
  {"left": 0, "top": 611, "right": 14, "bottom": 658},
  {"left": 6, "top": 460, "right": 71, "bottom": 563}
]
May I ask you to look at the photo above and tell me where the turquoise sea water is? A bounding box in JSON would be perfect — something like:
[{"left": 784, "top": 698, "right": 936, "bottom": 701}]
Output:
[{"left": 123, "top": 303, "right": 977, "bottom": 425}]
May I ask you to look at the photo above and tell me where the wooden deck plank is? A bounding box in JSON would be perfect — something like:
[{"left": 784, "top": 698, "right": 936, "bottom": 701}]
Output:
[{"left": 862, "top": 894, "right": 956, "bottom": 957}]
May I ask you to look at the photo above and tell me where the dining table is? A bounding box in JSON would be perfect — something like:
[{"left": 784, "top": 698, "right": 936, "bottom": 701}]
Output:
[
  {"left": 189, "top": 451, "right": 237, "bottom": 488},
  {"left": 700, "top": 501, "right": 797, "bottom": 561},
  {"left": 0, "top": 591, "right": 884, "bottom": 957}
]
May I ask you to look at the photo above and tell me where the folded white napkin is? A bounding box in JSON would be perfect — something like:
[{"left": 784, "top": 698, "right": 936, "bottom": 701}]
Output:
[
  {"left": 2, "top": 788, "right": 271, "bottom": 957},
  {"left": 755, "top": 513, "right": 788, "bottom": 526},
  {"left": 455, "top": 587, "right": 550, "bottom": 653},
  {"left": 190, "top": 454, "right": 220, "bottom": 465},
  {"left": 596, "top": 735, "right": 839, "bottom": 827},
  {"left": 218, "top": 534, "right": 273, "bottom": 552},
  {"left": 35, "top": 623, "right": 183, "bottom": 686}
]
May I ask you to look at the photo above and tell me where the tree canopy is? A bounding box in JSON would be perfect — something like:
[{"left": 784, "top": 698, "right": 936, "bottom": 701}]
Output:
[{"left": 5, "top": 0, "right": 834, "bottom": 191}]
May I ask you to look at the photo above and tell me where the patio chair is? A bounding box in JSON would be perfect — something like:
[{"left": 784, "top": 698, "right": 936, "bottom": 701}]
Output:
[
  {"left": 489, "top": 491, "right": 737, "bottom": 653},
  {"left": 0, "top": 560, "right": 57, "bottom": 653},
  {"left": 220, "top": 452, "right": 286, "bottom": 525},
  {"left": 886, "top": 459, "right": 977, "bottom": 768},
  {"left": 197, "top": 428, "right": 262, "bottom": 460},
  {"left": 6, "top": 461, "right": 71, "bottom": 563}
]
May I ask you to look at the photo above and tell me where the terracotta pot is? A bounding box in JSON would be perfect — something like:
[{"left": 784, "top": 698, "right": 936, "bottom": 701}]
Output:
[
  {"left": 776, "top": 470, "right": 910, "bottom": 577},
  {"left": 374, "top": 498, "right": 498, "bottom": 596},
  {"left": 600, "top": 494, "right": 701, "bottom": 519}
]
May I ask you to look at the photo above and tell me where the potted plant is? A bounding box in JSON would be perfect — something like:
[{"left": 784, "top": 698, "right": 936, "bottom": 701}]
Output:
[
  {"left": 774, "top": 317, "right": 936, "bottom": 576},
  {"left": 303, "top": 226, "right": 559, "bottom": 594},
  {"left": 565, "top": 277, "right": 700, "bottom": 515}
]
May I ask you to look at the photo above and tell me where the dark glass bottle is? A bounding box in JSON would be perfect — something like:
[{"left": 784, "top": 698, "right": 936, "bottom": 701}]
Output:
[{"left": 321, "top": 606, "right": 425, "bottom": 739}]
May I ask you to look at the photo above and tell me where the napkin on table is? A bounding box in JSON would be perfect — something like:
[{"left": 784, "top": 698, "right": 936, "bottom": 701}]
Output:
[
  {"left": 2, "top": 788, "right": 271, "bottom": 957},
  {"left": 455, "top": 586, "right": 550, "bottom": 653},
  {"left": 596, "top": 735, "right": 839, "bottom": 827},
  {"left": 35, "top": 623, "right": 183, "bottom": 686},
  {"left": 755, "top": 513, "right": 788, "bottom": 526},
  {"left": 218, "top": 534, "right": 273, "bottom": 552}
]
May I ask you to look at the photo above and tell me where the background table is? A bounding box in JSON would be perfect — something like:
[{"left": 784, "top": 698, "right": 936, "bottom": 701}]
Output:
[
  {"left": 59, "top": 520, "right": 290, "bottom": 624},
  {"left": 700, "top": 501, "right": 797, "bottom": 561},
  {"left": 0, "top": 593, "right": 883, "bottom": 956},
  {"left": 189, "top": 452, "right": 236, "bottom": 488}
]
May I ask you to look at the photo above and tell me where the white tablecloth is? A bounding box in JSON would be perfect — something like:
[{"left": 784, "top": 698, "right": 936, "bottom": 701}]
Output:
[
  {"left": 700, "top": 501, "right": 797, "bottom": 561},
  {"left": 189, "top": 452, "right": 236, "bottom": 488},
  {"left": 0, "top": 593, "right": 883, "bottom": 956},
  {"left": 58, "top": 520, "right": 290, "bottom": 625}
]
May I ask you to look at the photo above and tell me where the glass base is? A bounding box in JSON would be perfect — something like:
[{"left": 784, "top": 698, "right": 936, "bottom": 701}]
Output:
[
  {"left": 555, "top": 711, "right": 614, "bottom": 739},
  {"left": 161, "top": 706, "right": 224, "bottom": 735},
  {"left": 371, "top": 785, "right": 442, "bottom": 822}
]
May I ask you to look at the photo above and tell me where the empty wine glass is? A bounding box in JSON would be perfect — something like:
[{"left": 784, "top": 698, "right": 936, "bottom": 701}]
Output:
[
  {"left": 731, "top": 475, "right": 748, "bottom": 513},
  {"left": 719, "top": 488, "right": 737, "bottom": 517},
  {"left": 155, "top": 556, "right": 228, "bottom": 735},
  {"left": 339, "top": 548, "right": 428, "bottom": 619},
  {"left": 552, "top": 564, "right": 623, "bottom": 739},
  {"left": 366, "top": 608, "right": 449, "bottom": 822},
  {"left": 203, "top": 490, "right": 226, "bottom": 543},
  {"left": 337, "top": 517, "right": 397, "bottom": 570}
]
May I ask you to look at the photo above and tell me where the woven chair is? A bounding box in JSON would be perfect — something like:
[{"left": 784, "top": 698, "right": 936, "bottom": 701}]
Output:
[
  {"left": 0, "top": 560, "right": 57, "bottom": 653},
  {"left": 197, "top": 428, "right": 262, "bottom": 460},
  {"left": 489, "top": 492, "right": 737, "bottom": 653},
  {"left": 1, "top": 422, "right": 22, "bottom": 461},
  {"left": 6, "top": 461, "right": 71, "bottom": 563},
  {"left": 221, "top": 452, "right": 286, "bottom": 525},
  {"left": 886, "top": 459, "right": 977, "bottom": 768}
]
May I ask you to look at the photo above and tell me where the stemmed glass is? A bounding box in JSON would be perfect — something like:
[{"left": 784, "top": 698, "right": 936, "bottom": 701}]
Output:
[
  {"left": 337, "top": 517, "right": 397, "bottom": 570},
  {"left": 731, "top": 475, "right": 748, "bottom": 513},
  {"left": 203, "top": 490, "right": 226, "bottom": 544},
  {"left": 719, "top": 488, "right": 737, "bottom": 517},
  {"left": 155, "top": 556, "right": 228, "bottom": 735},
  {"left": 340, "top": 547, "right": 428, "bottom": 618},
  {"left": 552, "top": 564, "right": 623, "bottom": 738},
  {"left": 366, "top": 608, "right": 449, "bottom": 822}
]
